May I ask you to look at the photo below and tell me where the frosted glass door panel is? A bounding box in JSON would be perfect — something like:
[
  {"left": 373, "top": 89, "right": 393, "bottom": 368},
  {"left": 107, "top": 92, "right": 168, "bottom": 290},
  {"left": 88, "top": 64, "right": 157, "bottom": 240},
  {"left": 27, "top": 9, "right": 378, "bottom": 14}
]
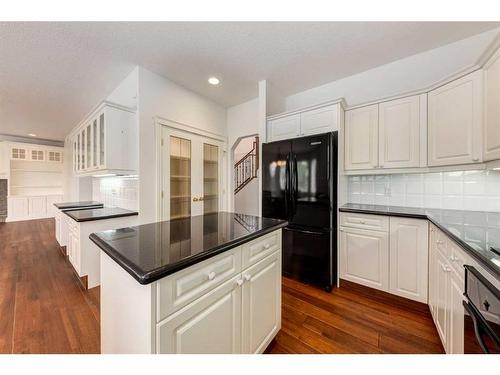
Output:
[
  {"left": 203, "top": 143, "right": 219, "bottom": 214},
  {"left": 170, "top": 136, "right": 192, "bottom": 219}
]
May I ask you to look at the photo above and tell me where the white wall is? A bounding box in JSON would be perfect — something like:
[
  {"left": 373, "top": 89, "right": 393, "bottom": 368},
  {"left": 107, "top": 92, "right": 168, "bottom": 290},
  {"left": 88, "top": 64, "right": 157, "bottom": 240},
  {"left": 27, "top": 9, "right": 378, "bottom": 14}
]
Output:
[
  {"left": 234, "top": 178, "right": 259, "bottom": 216},
  {"left": 283, "top": 28, "right": 499, "bottom": 112},
  {"left": 347, "top": 170, "right": 500, "bottom": 212},
  {"left": 226, "top": 98, "right": 260, "bottom": 212},
  {"left": 138, "top": 67, "right": 227, "bottom": 223}
]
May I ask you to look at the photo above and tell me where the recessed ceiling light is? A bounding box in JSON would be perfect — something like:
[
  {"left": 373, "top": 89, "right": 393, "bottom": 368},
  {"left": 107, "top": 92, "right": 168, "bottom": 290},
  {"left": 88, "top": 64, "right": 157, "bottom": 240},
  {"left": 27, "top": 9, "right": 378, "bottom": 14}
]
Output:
[
  {"left": 28, "top": 133, "right": 37, "bottom": 137},
  {"left": 208, "top": 77, "right": 220, "bottom": 85}
]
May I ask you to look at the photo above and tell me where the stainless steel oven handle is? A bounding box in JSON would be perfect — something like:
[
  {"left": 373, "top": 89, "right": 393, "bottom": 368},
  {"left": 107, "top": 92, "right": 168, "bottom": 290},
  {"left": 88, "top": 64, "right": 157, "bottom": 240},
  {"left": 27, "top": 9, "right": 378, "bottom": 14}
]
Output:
[{"left": 463, "top": 300, "right": 490, "bottom": 353}]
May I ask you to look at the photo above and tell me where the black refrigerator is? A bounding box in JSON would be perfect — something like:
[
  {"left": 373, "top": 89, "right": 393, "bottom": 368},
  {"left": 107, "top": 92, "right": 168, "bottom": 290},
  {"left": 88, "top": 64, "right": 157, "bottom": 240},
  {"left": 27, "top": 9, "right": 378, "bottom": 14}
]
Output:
[{"left": 262, "top": 132, "right": 338, "bottom": 291}]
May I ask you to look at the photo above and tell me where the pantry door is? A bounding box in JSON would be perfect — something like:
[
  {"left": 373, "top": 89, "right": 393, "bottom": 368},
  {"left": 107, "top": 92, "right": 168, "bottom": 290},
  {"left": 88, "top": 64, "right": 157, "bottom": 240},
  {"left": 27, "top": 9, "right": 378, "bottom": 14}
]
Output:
[{"left": 161, "top": 126, "right": 225, "bottom": 221}]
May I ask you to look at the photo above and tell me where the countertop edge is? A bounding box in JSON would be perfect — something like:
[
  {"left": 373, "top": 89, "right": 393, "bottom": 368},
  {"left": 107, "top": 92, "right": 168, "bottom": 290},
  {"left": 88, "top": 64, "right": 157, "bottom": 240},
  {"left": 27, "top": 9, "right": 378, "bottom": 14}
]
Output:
[
  {"left": 339, "top": 206, "right": 500, "bottom": 281},
  {"left": 65, "top": 211, "right": 138, "bottom": 222},
  {"left": 90, "top": 221, "right": 288, "bottom": 285}
]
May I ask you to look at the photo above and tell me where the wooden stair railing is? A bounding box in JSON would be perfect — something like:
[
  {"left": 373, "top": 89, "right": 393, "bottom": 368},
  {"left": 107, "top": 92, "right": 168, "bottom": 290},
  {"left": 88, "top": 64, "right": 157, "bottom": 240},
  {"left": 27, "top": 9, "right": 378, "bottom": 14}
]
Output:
[{"left": 234, "top": 137, "right": 259, "bottom": 194}]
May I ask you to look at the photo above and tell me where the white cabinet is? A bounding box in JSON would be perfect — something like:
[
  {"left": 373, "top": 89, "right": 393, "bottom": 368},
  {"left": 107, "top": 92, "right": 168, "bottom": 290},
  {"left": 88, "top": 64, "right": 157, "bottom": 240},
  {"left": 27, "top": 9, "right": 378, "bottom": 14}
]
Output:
[
  {"left": 8, "top": 197, "right": 29, "bottom": 220},
  {"left": 268, "top": 114, "right": 300, "bottom": 141},
  {"left": 10, "top": 146, "right": 28, "bottom": 160},
  {"left": 483, "top": 48, "right": 500, "bottom": 161},
  {"left": 300, "top": 105, "right": 339, "bottom": 136},
  {"left": 340, "top": 226, "right": 389, "bottom": 292},
  {"left": 267, "top": 103, "right": 341, "bottom": 142},
  {"left": 157, "top": 275, "right": 242, "bottom": 354},
  {"left": 28, "top": 196, "right": 46, "bottom": 218},
  {"left": 379, "top": 95, "right": 425, "bottom": 169},
  {"left": 72, "top": 103, "right": 137, "bottom": 176},
  {"left": 241, "top": 250, "right": 281, "bottom": 353},
  {"left": 389, "top": 217, "right": 428, "bottom": 303},
  {"left": 340, "top": 213, "right": 428, "bottom": 304},
  {"left": 344, "top": 104, "right": 379, "bottom": 170},
  {"left": 428, "top": 70, "right": 483, "bottom": 166},
  {"left": 428, "top": 224, "right": 466, "bottom": 354}
]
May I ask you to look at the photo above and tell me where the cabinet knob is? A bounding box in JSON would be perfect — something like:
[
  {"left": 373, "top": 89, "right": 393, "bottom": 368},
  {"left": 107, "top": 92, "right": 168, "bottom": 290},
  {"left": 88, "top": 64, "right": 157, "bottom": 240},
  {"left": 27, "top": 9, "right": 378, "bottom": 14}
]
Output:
[
  {"left": 208, "top": 271, "right": 216, "bottom": 280},
  {"left": 236, "top": 278, "right": 244, "bottom": 287},
  {"left": 244, "top": 274, "right": 251, "bottom": 281},
  {"left": 472, "top": 157, "right": 479, "bottom": 162},
  {"left": 264, "top": 243, "right": 270, "bottom": 249},
  {"left": 193, "top": 197, "right": 199, "bottom": 202}
]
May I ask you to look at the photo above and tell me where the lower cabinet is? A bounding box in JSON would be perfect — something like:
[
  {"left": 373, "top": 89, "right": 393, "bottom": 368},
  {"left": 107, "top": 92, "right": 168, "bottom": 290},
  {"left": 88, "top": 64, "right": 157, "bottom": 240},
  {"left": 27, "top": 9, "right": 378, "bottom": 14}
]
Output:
[
  {"left": 157, "top": 250, "right": 281, "bottom": 354},
  {"left": 241, "top": 250, "right": 281, "bottom": 353},
  {"left": 340, "top": 226, "right": 389, "bottom": 291},
  {"left": 339, "top": 213, "right": 428, "bottom": 302},
  {"left": 389, "top": 217, "right": 428, "bottom": 303},
  {"left": 157, "top": 275, "right": 243, "bottom": 354},
  {"left": 428, "top": 224, "right": 465, "bottom": 354},
  {"left": 7, "top": 194, "right": 63, "bottom": 221}
]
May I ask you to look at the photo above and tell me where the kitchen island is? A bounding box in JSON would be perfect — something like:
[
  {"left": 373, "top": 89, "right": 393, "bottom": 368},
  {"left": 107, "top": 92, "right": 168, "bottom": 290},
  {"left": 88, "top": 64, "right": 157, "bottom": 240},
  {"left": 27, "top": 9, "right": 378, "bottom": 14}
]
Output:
[{"left": 89, "top": 212, "right": 287, "bottom": 354}]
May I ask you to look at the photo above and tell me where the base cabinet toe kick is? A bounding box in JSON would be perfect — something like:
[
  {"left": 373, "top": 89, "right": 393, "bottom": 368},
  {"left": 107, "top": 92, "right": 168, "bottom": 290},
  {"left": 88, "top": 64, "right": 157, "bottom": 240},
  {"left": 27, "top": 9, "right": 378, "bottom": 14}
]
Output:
[{"left": 97, "top": 227, "right": 283, "bottom": 354}]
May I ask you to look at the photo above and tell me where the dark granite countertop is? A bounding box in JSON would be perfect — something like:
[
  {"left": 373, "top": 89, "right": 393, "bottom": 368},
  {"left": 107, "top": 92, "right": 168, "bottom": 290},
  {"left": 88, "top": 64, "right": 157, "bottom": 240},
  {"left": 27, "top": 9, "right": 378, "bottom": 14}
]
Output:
[
  {"left": 64, "top": 207, "right": 138, "bottom": 222},
  {"left": 89, "top": 212, "right": 288, "bottom": 285},
  {"left": 54, "top": 201, "right": 103, "bottom": 210},
  {"left": 340, "top": 203, "right": 500, "bottom": 280}
]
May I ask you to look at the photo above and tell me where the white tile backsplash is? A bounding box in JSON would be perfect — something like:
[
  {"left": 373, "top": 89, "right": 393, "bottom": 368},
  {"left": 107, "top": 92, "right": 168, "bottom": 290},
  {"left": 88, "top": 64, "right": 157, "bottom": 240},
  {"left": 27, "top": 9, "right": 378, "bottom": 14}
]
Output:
[
  {"left": 347, "top": 170, "right": 500, "bottom": 212},
  {"left": 92, "top": 176, "right": 139, "bottom": 211}
]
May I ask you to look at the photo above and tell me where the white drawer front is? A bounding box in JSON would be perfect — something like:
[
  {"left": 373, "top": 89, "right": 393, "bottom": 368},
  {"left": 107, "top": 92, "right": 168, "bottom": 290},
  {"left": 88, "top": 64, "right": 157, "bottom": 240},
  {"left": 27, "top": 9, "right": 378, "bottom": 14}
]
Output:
[
  {"left": 340, "top": 212, "right": 389, "bottom": 232},
  {"left": 242, "top": 230, "right": 281, "bottom": 269},
  {"left": 448, "top": 241, "right": 467, "bottom": 280},
  {"left": 157, "top": 247, "right": 242, "bottom": 321}
]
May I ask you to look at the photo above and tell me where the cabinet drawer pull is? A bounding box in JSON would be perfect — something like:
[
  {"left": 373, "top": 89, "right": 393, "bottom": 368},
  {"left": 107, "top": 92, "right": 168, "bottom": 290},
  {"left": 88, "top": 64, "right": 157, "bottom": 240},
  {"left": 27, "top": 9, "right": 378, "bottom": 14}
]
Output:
[
  {"left": 236, "top": 278, "right": 244, "bottom": 287},
  {"left": 244, "top": 274, "right": 251, "bottom": 281},
  {"left": 264, "top": 243, "right": 270, "bottom": 249},
  {"left": 207, "top": 271, "right": 216, "bottom": 281},
  {"left": 441, "top": 264, "right": 452, "bottom": 272}
]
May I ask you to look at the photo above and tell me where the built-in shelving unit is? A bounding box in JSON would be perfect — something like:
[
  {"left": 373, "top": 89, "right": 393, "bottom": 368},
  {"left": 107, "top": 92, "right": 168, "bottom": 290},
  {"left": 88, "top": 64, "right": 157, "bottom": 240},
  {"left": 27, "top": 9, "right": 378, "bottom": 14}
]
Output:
[
  {"left": 170, "top": 136, "right": 191, "bottom": 219},
  {"left": 203, "top": 143, "right": 219, "bottom": 214}
]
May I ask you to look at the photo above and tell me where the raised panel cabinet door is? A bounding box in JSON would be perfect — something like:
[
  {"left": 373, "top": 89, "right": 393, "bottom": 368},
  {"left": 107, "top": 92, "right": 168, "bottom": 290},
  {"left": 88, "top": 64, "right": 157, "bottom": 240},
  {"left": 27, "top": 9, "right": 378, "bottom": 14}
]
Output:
[
  {"left": 241, "top": 251, "right": 281, "bottom": 354},
  {"left": 300, "top": 104, "right": 339, "bottom": 136},
  {"left": 435, "top": 249, "right": 451, "bottom": 351},
  {"left": 268, "top": 114, "right": 300, "bottom": 142},
  {"left": 379, "top": 95, "right": 423, "bottom": 168},
  {"left": 428, "top": 226, "right": 438, "bottom": 319},
  {"left": 28, "top": 196, "right": 46, "bottom": 218},
  {"left": 157, "top": 275, "right": 242, "bottom": 354},
  {"left": 389, "top": 217, "right": 429, "bottom": 303},
  {"left": 448, "top": 270, "right": 464, "bottom": 354},
  {"left": 344, "top": 104, "right": 379, "bottom": 170},
  {"left": 339, "top": 227, "right": 389, "bottom": 292},
  {"left": 484, "top": 48, "right": 500, "bottom": 161},
  {"left": 428, "top": 70, "right": 483, "bottom": 166}
]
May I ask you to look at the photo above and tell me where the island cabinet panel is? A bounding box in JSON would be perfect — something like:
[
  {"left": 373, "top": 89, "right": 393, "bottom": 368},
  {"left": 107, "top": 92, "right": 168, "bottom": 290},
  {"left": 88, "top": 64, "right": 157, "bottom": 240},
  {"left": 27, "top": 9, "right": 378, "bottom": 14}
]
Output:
[
  {"left": 241, "top": 250, "right": 281, "bottom": 354},
  {"left": 242, "top": 230, "right": 280, "bottom": 269},
  {"left": 157, "top": 247, "right": 242, "bottom": 320},
  {"left": 157, "top": 275, "right": 242, "bottom": 354}
]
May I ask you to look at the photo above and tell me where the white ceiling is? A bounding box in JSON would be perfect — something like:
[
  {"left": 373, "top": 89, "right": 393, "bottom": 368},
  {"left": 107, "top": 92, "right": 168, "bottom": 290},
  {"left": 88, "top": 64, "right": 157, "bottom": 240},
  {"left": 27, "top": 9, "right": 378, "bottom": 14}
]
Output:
[{"left": 1, "top": 22, "right": 499, "bottom": 141}]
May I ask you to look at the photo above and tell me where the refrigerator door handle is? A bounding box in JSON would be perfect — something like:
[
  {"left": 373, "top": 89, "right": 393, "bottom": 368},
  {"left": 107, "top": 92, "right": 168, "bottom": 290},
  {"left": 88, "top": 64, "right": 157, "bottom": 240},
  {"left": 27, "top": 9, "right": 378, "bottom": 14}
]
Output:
[
  {"left": 285, "top": 153, "right": 290, "bottom": 218},
  {"left": 293, "top": 154, "right": 298, "bottom": 215}
]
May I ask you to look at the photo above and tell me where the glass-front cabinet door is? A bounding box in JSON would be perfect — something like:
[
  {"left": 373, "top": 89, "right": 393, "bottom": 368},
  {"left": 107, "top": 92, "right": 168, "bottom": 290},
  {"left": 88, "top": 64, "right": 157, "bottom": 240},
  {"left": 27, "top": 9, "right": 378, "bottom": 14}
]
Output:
[
  {"left": 161, "top": 127, "right": 225, "bottom": 220},
  {"left": 99, "top": 113, "right": 105, "bottom": 168},
  {"left": 92, "top": 118, "right": 98, "bottom": 168},
  {"left": 86, "top": 124, "right": 91, "bottom": 169}
]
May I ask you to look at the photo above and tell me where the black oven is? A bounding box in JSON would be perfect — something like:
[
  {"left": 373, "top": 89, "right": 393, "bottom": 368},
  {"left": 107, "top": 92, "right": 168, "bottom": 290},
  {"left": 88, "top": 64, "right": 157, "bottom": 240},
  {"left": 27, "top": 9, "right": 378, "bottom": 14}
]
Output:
[{"left": 463, "top": 265, "right": 500, "bottom": 354}]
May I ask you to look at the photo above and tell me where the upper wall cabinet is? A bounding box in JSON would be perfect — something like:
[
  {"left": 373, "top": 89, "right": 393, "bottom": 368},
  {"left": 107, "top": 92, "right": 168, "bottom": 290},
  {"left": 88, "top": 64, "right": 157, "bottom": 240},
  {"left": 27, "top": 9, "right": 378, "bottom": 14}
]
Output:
[
  {"left": 483, "top": 48, "right": 500, "bottom": 162},
  {"left": 72, "top": 103, "right": 137, "bottom": 176},
  {"left": 428, "top": 70, "right": 483, "bottom": 167},
  {"left": 344, "top": 104, "right": 379, "bottom": 170},
  {"left": 267, "top": 103, "right": 341, "bottom": 142},
  {"left": 378, "top": 95, "right": 426, "bottom": 169},
  {"left": 344, "top": 94, "right": 426, "bottom": 171}
]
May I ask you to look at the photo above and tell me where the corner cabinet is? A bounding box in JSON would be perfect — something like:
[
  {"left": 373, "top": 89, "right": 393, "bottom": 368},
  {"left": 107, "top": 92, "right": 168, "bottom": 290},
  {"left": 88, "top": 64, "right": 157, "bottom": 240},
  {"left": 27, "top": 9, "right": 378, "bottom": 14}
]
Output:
[
  {"left": 483, "top": 47, "right": 500, "bottom": 161},
  {"left": 72, "top": 102, "right": 137, "bottom": 176},
  {"left": 267, "top": 102, "right": 342, "bottom": 142},
  {"left": 428, "top": 70, "right": 483, "bottom": 167}
]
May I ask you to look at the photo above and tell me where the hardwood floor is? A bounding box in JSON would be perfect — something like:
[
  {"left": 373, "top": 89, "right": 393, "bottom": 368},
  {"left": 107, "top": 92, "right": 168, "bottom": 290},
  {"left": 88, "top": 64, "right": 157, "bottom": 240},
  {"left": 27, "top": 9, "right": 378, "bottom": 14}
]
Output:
[
  {"left": 0, "top": 218, "right": 99, "bottom": 353},
  {"left": 0, "top": 218, "right": 443, "bottom": 354},
  {"left": 265, "top": 277, "right": 444, "bottom": 354}
]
